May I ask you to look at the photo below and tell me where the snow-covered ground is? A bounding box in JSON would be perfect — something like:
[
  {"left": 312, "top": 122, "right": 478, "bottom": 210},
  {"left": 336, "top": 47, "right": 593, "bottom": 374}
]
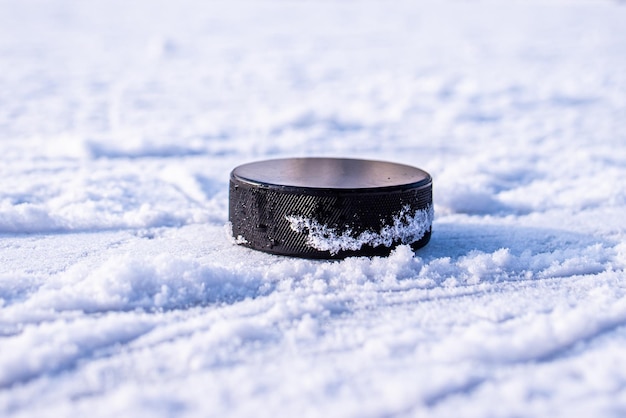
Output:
[{"left": 1, "top": 0, "right": 626, "bottom": 416}]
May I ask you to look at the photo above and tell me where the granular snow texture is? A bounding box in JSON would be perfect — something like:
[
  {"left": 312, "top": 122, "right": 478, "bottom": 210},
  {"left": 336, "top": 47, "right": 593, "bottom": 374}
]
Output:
[
  {"left": 1, "top": 0, "right": 626, "bottom": 417},
  {"left": 286, "top": 205, "right": 434, "bottom": 255}
]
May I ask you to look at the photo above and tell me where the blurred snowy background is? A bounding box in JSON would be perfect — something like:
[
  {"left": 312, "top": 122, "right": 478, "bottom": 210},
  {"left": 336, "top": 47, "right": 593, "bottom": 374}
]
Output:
[{"left": 1, "top": 0, "right": 626, "bottom": 416}]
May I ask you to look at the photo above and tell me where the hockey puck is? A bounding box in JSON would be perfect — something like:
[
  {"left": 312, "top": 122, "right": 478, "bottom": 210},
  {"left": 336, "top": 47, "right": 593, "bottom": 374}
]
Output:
[{"left": 229, "top": 157, "right": 433, "bottom": 259}]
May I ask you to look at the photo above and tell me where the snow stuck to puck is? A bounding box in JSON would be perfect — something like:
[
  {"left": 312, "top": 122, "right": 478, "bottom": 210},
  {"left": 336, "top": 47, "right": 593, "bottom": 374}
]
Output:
[{"left": 229, "top": 158, "right": 433, "bottom": 259}]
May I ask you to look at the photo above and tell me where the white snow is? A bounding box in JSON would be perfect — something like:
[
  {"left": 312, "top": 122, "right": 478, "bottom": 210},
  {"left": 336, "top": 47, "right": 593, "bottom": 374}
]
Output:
[
  {"left": 1, "top": 0, "right": 626, "bottom": 416},
  {"left": 286, "top": 205, "right": 434, "bottom": 255}
]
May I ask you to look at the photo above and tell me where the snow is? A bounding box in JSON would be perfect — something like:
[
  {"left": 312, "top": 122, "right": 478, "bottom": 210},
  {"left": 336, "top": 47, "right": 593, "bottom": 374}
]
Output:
[
  {"left": 286, "top": 205, "right": 434, "bottom": 255},
  {"left": 1, "top": 0, "right": 626, "bottom": 416}
]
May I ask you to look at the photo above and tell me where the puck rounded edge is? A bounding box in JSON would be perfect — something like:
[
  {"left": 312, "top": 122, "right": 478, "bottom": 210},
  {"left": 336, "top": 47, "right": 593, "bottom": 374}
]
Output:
[{"left": 228, "top": 158, "right": 433, "bottom": 259}]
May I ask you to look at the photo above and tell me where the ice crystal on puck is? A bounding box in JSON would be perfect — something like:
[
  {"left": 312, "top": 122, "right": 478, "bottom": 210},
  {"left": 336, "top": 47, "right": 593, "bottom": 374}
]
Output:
[{"left": 286, "top": 205, "right": 434, "bottom": 255}]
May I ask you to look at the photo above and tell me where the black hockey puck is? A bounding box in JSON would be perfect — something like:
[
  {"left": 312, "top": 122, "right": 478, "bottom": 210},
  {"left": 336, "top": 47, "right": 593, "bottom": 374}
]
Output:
[{"left": 229, "top": 158, "right": 433, "bottom": 259}]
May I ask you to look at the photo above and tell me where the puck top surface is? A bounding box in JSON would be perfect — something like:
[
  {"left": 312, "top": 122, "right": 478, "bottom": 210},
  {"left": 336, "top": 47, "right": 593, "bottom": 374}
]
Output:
[{"left": 231, "top": 158, "right": 431, "bottom": 190}]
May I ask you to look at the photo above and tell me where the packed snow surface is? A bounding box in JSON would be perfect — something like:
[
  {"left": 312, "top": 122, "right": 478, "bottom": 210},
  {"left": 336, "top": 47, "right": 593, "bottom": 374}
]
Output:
[{"left": 1, "top": 0, "right": 626, "bottom": 416}]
